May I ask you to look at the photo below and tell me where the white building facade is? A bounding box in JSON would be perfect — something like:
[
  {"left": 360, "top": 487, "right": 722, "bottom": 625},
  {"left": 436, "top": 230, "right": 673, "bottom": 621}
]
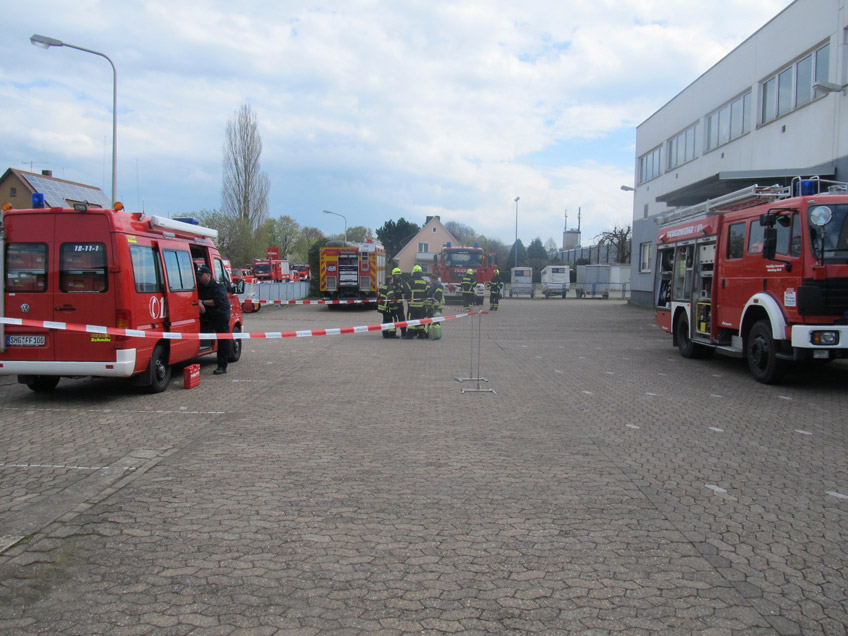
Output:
[{"left": 630, "top": 0, "right": 848, "bottom": 305}]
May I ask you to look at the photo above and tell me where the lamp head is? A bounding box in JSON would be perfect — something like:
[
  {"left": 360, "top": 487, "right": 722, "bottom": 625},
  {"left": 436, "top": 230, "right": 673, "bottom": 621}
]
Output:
[{"left": 31, "top": 34, "right": 64, "bottom": 49}]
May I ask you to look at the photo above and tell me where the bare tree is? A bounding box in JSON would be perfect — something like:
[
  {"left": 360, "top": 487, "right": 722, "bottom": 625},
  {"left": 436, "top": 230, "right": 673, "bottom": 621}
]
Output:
[
  {"left": 596, "top": 225, "right": 632, "bottom": 264},
  {"left": 222, "top": 103, "right": 270, "bottom": 231}
]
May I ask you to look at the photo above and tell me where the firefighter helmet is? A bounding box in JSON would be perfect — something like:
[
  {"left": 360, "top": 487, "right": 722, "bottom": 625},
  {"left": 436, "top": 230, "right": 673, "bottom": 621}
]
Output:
[
  {"left": 495, "top": 269, "right": 499, "bottom": 274},
  {"left": 392, "top": 267, "right": 402, "bottom": 275},
  {"left": 412, "top": 265, "right": 422, "bottom": 272},
  {"left": 466, "top": 269, "right": 473, "bottom": 275}
]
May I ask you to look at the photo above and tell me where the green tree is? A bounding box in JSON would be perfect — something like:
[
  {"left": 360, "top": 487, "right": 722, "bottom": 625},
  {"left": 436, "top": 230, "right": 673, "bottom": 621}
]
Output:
[
  {"left": 444, "top": 221, "right": 477, "bottom": 246},
  {"left": 222, "top": 103, "right": 270, "bottom": 231},
  {"left": 346, "top": 225, "right": 373, "bottom": 243},
  {"left": 259, "top": 215, "right": 301, "bottom": 258},
  {"left": 194, "top": 209, "right": 254, "bottom": 266},
  {"left": 506, "top": 239, "right": 528, "bottom": 269},
  {"left": 527, "top": 237, "right": 550, "bottom": 282},
  {"left": 376, "top": 218, "right": 421, "bottom": 261}
]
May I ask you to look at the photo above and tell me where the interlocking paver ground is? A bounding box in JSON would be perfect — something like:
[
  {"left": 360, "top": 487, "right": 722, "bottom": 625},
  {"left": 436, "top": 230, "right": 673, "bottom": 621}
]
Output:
[{"left": 0, "top": 300, "right": 846, "bottom": 634}]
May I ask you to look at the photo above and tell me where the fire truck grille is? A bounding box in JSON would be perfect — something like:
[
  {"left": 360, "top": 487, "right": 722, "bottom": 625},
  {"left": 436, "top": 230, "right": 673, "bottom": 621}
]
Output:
[{"left": 798, "top": 277, "right": 848, "bottom": 316}]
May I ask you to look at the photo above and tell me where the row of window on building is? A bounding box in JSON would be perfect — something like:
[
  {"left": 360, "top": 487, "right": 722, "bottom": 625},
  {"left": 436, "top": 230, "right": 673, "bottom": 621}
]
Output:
[{"left": 639, "top": 41, "right": 831, "bottom": 185}]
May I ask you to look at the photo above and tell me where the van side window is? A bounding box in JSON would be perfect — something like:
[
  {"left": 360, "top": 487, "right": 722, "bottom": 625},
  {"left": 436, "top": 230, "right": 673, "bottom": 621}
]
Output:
[
  {"left": 727, "top": 223, "right": 745, "bottom": 259},
  {"left": 60, "top": 243, "right": 107, "bottom": 293},
  {"left": 5, "top": 243, "right": 48, "bottom": 292},
  {"left": 163, "top": 249, "right": 197, "bottom": 292},
  {"left": 747, "top": 220, "right": 765, "bottom": 254},
  {"left": 213, "top": 259, "right": 227, "bottom": 283},
  {"left": 130, "top": 245, "right": 164, "bottom": 293}
]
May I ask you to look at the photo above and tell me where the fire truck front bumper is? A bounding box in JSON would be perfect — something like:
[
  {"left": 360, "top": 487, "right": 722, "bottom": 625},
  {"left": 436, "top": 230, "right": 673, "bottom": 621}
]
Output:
[
  {"left": 0, "top": 349, "right": 138, "bottom": 378},
  {"left": 791, "top": 325, "right": 848, "bottom": 357}
]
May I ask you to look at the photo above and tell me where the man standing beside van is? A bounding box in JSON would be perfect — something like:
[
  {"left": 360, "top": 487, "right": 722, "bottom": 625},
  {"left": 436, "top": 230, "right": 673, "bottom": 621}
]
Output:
[{"left": 197, "top": 265, "right": 232, "bottom": 375}]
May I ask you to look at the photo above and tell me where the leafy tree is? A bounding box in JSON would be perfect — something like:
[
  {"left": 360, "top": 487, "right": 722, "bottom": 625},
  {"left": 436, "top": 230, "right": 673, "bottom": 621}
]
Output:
[
  {"left": 479, "top": 237, "right": 510, "bottom": 271},
  {"left": 258, "top": 215, "right": 301, "bottom": 259},
  {"left": 194, "top": 209, "right": 254, "bottom": 266},
  {"left": 596, "top": 224, "right": 632, "bottom": 264},
  {"left": 506, "top": 239, "right": 528, "bottom": 269},
  {"left": 346, "top": 225, "right": 373, "bottom": 243},
  {"left": 376, "top": 218, "right": 421, "bottom": 261},
  {"left": 527, "top": 237, "right": 550, "bottom": 282},
  {"left": 222, "top": 103, "right": 270, "bottom": 232},
  {"left": 444, "top": 221, "right": 477, "bottom": 246}
]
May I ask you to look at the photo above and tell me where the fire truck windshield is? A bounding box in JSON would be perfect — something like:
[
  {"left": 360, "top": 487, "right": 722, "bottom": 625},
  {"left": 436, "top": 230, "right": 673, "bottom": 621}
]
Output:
[
  {"left": 254, "top": 264, "right": 270, "bottom": 274},
  {"left": 809, "top": 204, "right": 848, "bottom": 263},
  {"left": 445, "top": 251, "right": 482, "bottom": 268}
]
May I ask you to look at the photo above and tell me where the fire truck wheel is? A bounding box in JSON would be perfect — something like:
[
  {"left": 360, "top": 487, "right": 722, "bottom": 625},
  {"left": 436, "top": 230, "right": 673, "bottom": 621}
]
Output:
[
  {"left": 746, "top": 319, "right": 786, "bottom": 384},
  {"left": 229, "top": 326, "right": 243, "bottom": 362},
  {"left": 148, "top": 344, "right": 171, "bottom": 393},
  {"left": 26, "top": 376, "right": 60, "bottom": 392},
  {"left": 676, "top": 314, "right": 712, "bottom": 359}
]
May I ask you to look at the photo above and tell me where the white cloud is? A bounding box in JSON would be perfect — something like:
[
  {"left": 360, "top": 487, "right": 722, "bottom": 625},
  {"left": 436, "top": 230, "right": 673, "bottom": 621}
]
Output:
[{"left": 2, "top": 0, "right": 790, "bottom": 243}]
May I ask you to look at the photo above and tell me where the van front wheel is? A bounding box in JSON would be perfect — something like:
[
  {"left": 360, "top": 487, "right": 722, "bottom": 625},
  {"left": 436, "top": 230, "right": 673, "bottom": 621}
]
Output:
[
  {"left": 229, "top": 326, "right": 243, "bottom": 362},
  {"left": 26, "top": 376, "right": 60, "bottom": 392},
  {"left": 148, "top": 344, "right": 171, "bottom": 393}
]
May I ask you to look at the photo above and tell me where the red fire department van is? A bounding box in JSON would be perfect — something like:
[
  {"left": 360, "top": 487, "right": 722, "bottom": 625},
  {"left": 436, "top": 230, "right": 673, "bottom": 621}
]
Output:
[
  {"left": 654, "top": 179, "right": 848, "bottom": 383},
  {"left": 0, "top": 201, "right": 244, "bottom": 393}
]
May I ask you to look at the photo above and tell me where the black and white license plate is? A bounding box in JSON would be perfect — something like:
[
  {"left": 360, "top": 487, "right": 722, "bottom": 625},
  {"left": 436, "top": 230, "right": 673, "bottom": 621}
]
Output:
[{"left": 6, "top": 335, "right": 46, "bottom": 347}]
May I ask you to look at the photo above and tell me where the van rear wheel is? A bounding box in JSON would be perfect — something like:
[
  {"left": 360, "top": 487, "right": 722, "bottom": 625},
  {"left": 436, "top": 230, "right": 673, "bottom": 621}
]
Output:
[
  {"left": 148, "top": 344, "right": 171, "bottom": 393},
  {"left": 26, "top": 376, "right": 60, "bottom": 392}
]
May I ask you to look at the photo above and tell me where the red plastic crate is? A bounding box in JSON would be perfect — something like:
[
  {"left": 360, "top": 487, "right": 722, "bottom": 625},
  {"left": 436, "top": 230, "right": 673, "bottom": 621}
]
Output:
[{"left": 183, "top": 364, "right": 201, "bottom": 389}]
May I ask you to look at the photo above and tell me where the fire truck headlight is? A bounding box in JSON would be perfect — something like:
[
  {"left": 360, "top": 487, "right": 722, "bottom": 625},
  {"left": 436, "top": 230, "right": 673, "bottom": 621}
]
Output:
[{"left": 811, "top": 331, "right": 839, "bottom": 346}]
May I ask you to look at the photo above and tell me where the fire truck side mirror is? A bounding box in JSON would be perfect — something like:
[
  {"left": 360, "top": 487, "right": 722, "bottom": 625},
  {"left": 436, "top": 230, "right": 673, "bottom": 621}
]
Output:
[{"left": 234, "top": 280, "right": 245, "bottom": 295}]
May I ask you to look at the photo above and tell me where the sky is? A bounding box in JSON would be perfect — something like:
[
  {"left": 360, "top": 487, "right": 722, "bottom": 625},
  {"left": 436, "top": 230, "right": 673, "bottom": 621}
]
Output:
[{"left": 2, "top": 0, "right": 790, "bottom": 248}]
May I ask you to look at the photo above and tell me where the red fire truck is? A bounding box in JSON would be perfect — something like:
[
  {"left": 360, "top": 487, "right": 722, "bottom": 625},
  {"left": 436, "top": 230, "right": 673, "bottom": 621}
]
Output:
[
  {"left": 432, "top": 243, "right": 498, "bottom": 304},
  {"left": 319, "top": 240, "right": 385, "bottom": 305},
  {"left": 1, "top": 201, "right": 244, "bottom": 393},
  {"left": 252, "top": 258, "right": 299, "bottom": 282},
  {"left": 654, "top": 179, "right": 848, "bottom": 383}
]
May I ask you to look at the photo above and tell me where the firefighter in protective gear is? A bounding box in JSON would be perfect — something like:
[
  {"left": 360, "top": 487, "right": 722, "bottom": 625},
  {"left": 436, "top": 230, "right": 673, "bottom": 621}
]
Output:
[
  {"left": 377, "top": 275, "right": 398, "bottom": 338},
  {"left": 389, "top": 267, "right": 409, "bottom": 337},
  {"left": 461, "top": 268, "right": 476, "bottom": 312},
  {"left": 426, "top": 275, "right": 445, "bottom": 338},
  {"left": 404, "top": 265, "right": 428, "bottom": 339},
  {"left": 487, "top": 268, "right": 504, "bottom": 311}
]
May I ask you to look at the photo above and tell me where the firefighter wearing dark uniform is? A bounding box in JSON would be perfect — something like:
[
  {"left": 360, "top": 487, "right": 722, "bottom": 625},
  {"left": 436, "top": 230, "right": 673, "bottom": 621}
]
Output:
[
  {"left": 488, "top": 269, "right": 504, "bottom": 311},
  {"left": 390, "top": 267, "right": 409, "bottom": 337},
  {"left": 426, "top": 275, "right": 445, "bottom": 338},
  {"left": 197, "top": 265, "right": 232, "bottom": 375},
  {"left": 377, "top": 276, "right": 398, "bottom": 338},
  {"left": 404, "top": 265, "right": 429, "bottom": 339},
  {"left": 461, "top": 268, "right": 476, "bottom": 312}
]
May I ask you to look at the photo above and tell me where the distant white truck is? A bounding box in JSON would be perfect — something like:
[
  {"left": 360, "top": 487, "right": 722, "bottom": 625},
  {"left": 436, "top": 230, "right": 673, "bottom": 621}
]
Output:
[
  {"left": 510, "top": 267, "right": 534, "bottom": 297},
  {"left": 540, "top": 265, "right": 571, "bottom": 298}
]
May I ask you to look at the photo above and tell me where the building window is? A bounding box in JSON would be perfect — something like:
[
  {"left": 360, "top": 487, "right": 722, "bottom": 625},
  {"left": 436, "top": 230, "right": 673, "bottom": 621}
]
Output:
[
  {"left": 638, "top": 145, "right": 662, "bottom": 184},
  {"left": 706, "top": 91, "right": 751, "bottom": 151},
  {"left": 10, "top": 187, "right": 16, "bottom": 197},
  {"left": 667, "top": 122, "right": 699, "bottom": 170},
  {"left": 761, "top": 42, "right": 830, "bottom": 124},
  {"left": 417, "top": 242, "right": 429, "bottom": 253},
  {"left": 432, "top": 226, "right": 437, "bottom": 233},
  {"left": 639, "top": 242, "right": 652, "bottom": 273}
]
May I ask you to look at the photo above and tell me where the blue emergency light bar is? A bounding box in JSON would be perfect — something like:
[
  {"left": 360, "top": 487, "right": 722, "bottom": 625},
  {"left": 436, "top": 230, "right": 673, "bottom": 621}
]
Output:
[{"left": 32, "top": 192, "right": 45, "bottom": 208}]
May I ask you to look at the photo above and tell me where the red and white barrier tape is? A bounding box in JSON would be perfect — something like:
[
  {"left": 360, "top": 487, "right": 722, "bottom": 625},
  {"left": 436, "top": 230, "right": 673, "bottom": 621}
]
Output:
[
  {"left": 244, "top": 299, "right": 376, "bottom": 305},
  {"left": 0, "top": 311, "right": 486, "bottom": 341}
]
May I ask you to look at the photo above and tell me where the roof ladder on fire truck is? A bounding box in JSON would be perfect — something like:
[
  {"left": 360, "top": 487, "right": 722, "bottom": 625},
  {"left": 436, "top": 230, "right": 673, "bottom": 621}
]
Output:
[{"left": 658, "top": 184, "right": 790, "bottom": 227}]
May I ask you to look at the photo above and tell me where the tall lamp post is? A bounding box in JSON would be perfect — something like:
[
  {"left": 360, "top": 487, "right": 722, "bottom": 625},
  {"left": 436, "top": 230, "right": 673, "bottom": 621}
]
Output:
[
  {"left": 514, "top": 196, "right": 520, "bottom": 268},
  {"left": 323, "top": 209, "right": 347, "bottom": 242},
  {"left": 31, "top": 34, "right": 118, "bottom": 207}
]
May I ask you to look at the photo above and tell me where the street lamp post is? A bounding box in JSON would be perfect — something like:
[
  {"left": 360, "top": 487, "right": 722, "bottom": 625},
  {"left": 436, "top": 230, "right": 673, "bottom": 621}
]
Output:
[
  {"left": 31, "top": 34, "right": 118, "bottom": 207},
  {"left": 323, "top": 209, "right": 347, "bottom": 243},
  {"left": 514, "top": 196, "right": 520, "bottom": 268}
]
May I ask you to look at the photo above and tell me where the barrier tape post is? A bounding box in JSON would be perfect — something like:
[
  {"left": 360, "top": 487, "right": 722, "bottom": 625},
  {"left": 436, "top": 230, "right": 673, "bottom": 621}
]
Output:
[{"left": 456, "top": 308, "right": 495, "bottom": 394}]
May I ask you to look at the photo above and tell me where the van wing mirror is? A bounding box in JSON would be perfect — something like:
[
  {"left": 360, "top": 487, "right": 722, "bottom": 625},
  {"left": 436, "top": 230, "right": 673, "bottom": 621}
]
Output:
[{"left": 235, "top": 280, "right": 245, "bottom": 295}]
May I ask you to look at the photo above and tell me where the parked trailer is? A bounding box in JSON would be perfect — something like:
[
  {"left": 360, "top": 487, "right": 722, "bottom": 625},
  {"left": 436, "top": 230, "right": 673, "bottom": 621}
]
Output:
[
  {"left": 510, "top": 267, "right": 534, "bottom": 298},
  {"left": 540, "top": 265, "right": 571, "bottom": 298}
]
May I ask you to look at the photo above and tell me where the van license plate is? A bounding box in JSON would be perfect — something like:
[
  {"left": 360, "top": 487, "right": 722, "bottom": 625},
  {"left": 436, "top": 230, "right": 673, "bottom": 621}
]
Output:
[{"left": 6, "top": 335, "right": 46, "bottom": 347}]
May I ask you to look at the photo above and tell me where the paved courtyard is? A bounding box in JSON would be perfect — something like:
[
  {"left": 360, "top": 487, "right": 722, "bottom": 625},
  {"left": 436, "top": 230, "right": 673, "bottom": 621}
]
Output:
[{"left": 0, "top": 299, "right": 846, "bottom": 635}]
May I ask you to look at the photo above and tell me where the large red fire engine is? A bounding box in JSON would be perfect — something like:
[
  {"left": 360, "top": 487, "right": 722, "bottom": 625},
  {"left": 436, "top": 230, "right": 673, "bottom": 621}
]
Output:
[
  {"left": 319, "top": 240, "right": 385, "bottom": 305},
  {"left": 654, "top": 179, "right": 848, "bottom": 383},
  {"left": 251, "top": 258, "right": 299, "bottom": 282},
  {"left": 0, "top": 200, "right": 244, "bottom": 393},
  {"left": 432, "top": 243, "right": 498, "bottom": 304}
]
